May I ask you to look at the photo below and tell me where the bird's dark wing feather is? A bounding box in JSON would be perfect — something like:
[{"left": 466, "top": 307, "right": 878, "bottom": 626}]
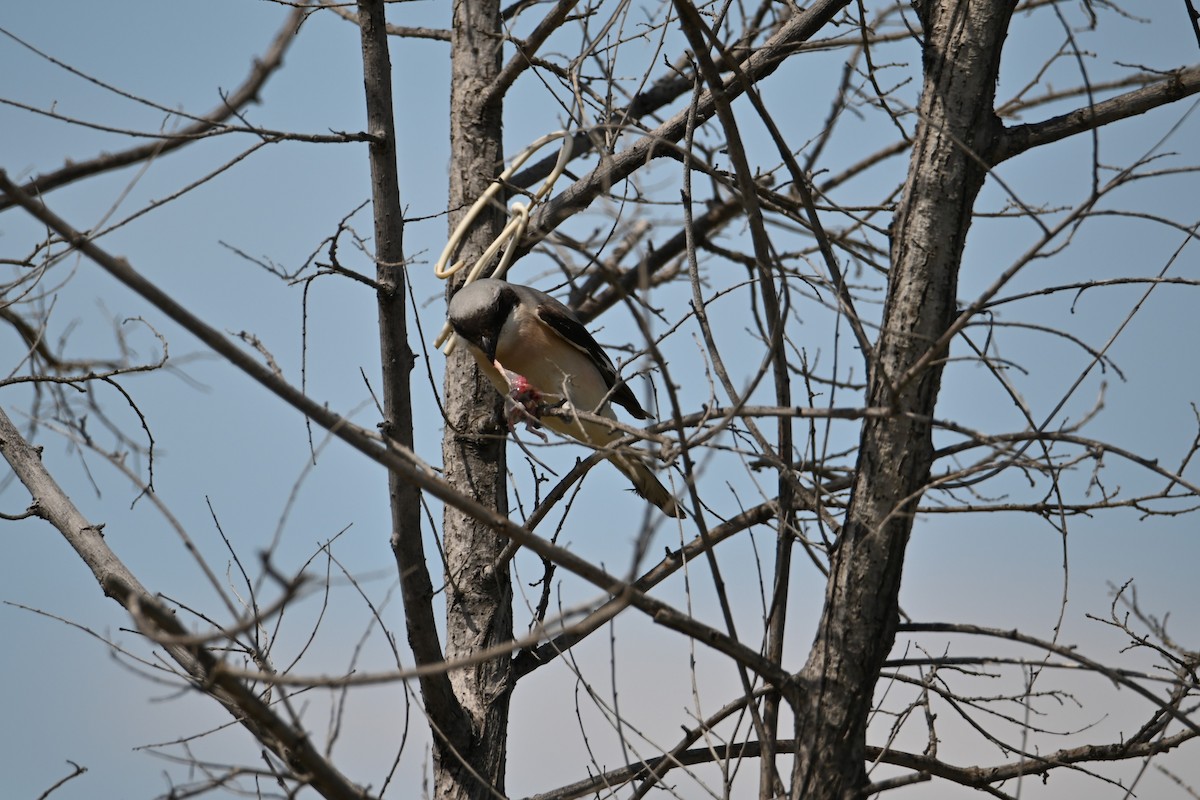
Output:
[{"left": 536, "top": 301, "right": 650, "bottom": 420}]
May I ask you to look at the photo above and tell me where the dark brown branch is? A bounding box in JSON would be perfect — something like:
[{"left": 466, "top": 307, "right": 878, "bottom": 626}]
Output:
[
  {"left": 900, "top": 622, "right": 1200, "bottom": 737},
  {"left": 517, "top": 720, "right": 1196, "bottom": 800},
  {"left": 317, "top": 0, "right": 451, "bottom": 40},
  {"left": 1185, "top": 0, "right": 1200, "bottom": 49},
  {"left": 487, "top": 0, "right": 582, "bottom": 103},
  {"left": 0, "top": 170, "right": 795, "bottom": 699},
  {"left": 0, "top": 7, "right": 305, "bottom": 212},
  {"left": 869, "top": 732, "right": 1197, "bottom": 792},
  {"left": 674, "top": 3, "right": 798, "bottom": 792},
  {"left": 509, "top": 0, "right": 854, "bottom": 241},
  {"left": 0, "top": 407, "right": 373, "bottom": 800},
  {"left": 573, "top": 196, "right": 744, "bottom": 321},
  {"left": 513, "top": 500, "right": 778, "bottom": 677},
  {"left": 33, "top": 760, "right": 88, "bottom": 800},
  {"left": 355, "top": 0, "right": 464, "bottom": 741},
  {"left": 990, "top": 64, "right": 1200, "bottom": 165},
  {"left": 0, "top": 307, "right": 124, "bottom": 374}
]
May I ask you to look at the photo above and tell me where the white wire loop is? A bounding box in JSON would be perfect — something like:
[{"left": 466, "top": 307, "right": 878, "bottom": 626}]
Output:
[{"left": 434, "top": 131, "right": 574, "bottom": 352}]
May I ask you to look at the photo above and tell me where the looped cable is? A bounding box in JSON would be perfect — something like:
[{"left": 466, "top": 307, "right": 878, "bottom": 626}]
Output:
[{"left": 434, "top": 131, "right": 574, "bottom": 352}]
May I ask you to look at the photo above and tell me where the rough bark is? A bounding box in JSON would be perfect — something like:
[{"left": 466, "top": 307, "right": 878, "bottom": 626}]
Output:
[
  {"left": 792, "top": 2, "right": 1016, "bottom": 797},
  {"left": 438, "top": 0, "right": 513, "bottom": 797}
]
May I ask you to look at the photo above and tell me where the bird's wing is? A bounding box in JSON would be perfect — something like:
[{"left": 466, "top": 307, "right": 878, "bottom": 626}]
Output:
[{"left": 530, "top": 294, "right": 651, "bottom": 420}]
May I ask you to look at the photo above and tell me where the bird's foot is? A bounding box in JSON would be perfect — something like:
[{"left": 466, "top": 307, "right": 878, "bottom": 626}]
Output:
[
  {"left": 495, "top": 361, "right": 549, "bottom": 441},
  {"left": 505, "top": 397, "right": 547, "bottom": 441}
]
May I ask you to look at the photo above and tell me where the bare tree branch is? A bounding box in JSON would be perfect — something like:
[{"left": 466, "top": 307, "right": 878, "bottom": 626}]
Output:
[
  {"left": 0, "top": 8, "right": 308, "bottom": 212},
  {"left": 0, "top": 406, "right": 373, "bottom": 800},
  {"left": 991, "top": 64, "right": 1200, "bottom": 165}
]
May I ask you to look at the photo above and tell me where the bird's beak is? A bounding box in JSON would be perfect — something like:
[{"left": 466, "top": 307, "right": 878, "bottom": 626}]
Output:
[{"left": 478, "top": 334, "right": 498, "bottom": 364}]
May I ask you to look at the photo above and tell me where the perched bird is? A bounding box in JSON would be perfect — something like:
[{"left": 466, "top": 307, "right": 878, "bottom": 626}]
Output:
[{"left": 447, "top": 278, "right": 685, "bottom": 518}]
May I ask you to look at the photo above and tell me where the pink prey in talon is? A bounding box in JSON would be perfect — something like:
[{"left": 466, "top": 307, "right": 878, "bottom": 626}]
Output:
[{"left": 493, "top": 360, "right": 548, "bottom": 440}]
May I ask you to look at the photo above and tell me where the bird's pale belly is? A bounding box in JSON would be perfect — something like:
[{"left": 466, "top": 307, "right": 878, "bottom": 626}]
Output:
[{"left": 495, "top": 324, "right": 612, "bottom": 415}]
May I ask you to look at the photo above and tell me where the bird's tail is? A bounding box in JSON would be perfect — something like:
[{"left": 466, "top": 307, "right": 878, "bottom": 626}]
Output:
[
  {"left": 606, "top": 451, "right": 687, "bottom": 518},
  {"left": 542, "top": 410, "right": 686, "bottom": 518}
]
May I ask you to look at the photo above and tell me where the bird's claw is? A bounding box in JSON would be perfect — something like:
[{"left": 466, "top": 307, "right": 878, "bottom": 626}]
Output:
[
  {"left": 495, "top": 360, "right": 549, "bottom": 441},
  {"left": 505, "top": 396, "right": 547, "bottom": 440}
]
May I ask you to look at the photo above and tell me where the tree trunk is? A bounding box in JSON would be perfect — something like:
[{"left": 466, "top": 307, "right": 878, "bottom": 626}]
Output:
[
  {"left": 438, "top": 0, "right": 513, "bottom": 797},
  {"left": 793, "top": 2, "right": 1015, "bottom": 796}
]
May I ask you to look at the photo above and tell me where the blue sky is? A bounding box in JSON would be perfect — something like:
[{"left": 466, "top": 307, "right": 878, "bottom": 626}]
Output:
[{"left": 2, "top": 1, "right": 1199, "bottom": 798}]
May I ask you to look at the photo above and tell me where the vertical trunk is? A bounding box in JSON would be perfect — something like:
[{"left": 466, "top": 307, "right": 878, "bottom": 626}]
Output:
[
  {"left": 359, "top": 0, "right": 468, "bottom": 744},
  {"left": 359, "top": 0, "right": 479, "bottom": 786},
  {"left": 438, "top": 0, "right": 513, "bottom": 797},
  {"left": 792, "top": 2, "right": 1014, "bottom": 796}
]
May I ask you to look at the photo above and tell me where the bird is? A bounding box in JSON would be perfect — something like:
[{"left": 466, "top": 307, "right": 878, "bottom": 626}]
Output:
[{"left": 447, "top": 278, "right": 685, "bottom": 518}]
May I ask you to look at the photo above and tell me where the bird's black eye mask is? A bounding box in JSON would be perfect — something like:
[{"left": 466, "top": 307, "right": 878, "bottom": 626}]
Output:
[{"left": 493, "top": 285, "right": 518, "bottom": 327}]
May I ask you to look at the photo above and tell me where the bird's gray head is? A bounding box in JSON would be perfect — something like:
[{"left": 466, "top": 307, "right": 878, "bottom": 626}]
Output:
[{"left": 447, "top": 278, "right": 517, "bottom": 362}]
